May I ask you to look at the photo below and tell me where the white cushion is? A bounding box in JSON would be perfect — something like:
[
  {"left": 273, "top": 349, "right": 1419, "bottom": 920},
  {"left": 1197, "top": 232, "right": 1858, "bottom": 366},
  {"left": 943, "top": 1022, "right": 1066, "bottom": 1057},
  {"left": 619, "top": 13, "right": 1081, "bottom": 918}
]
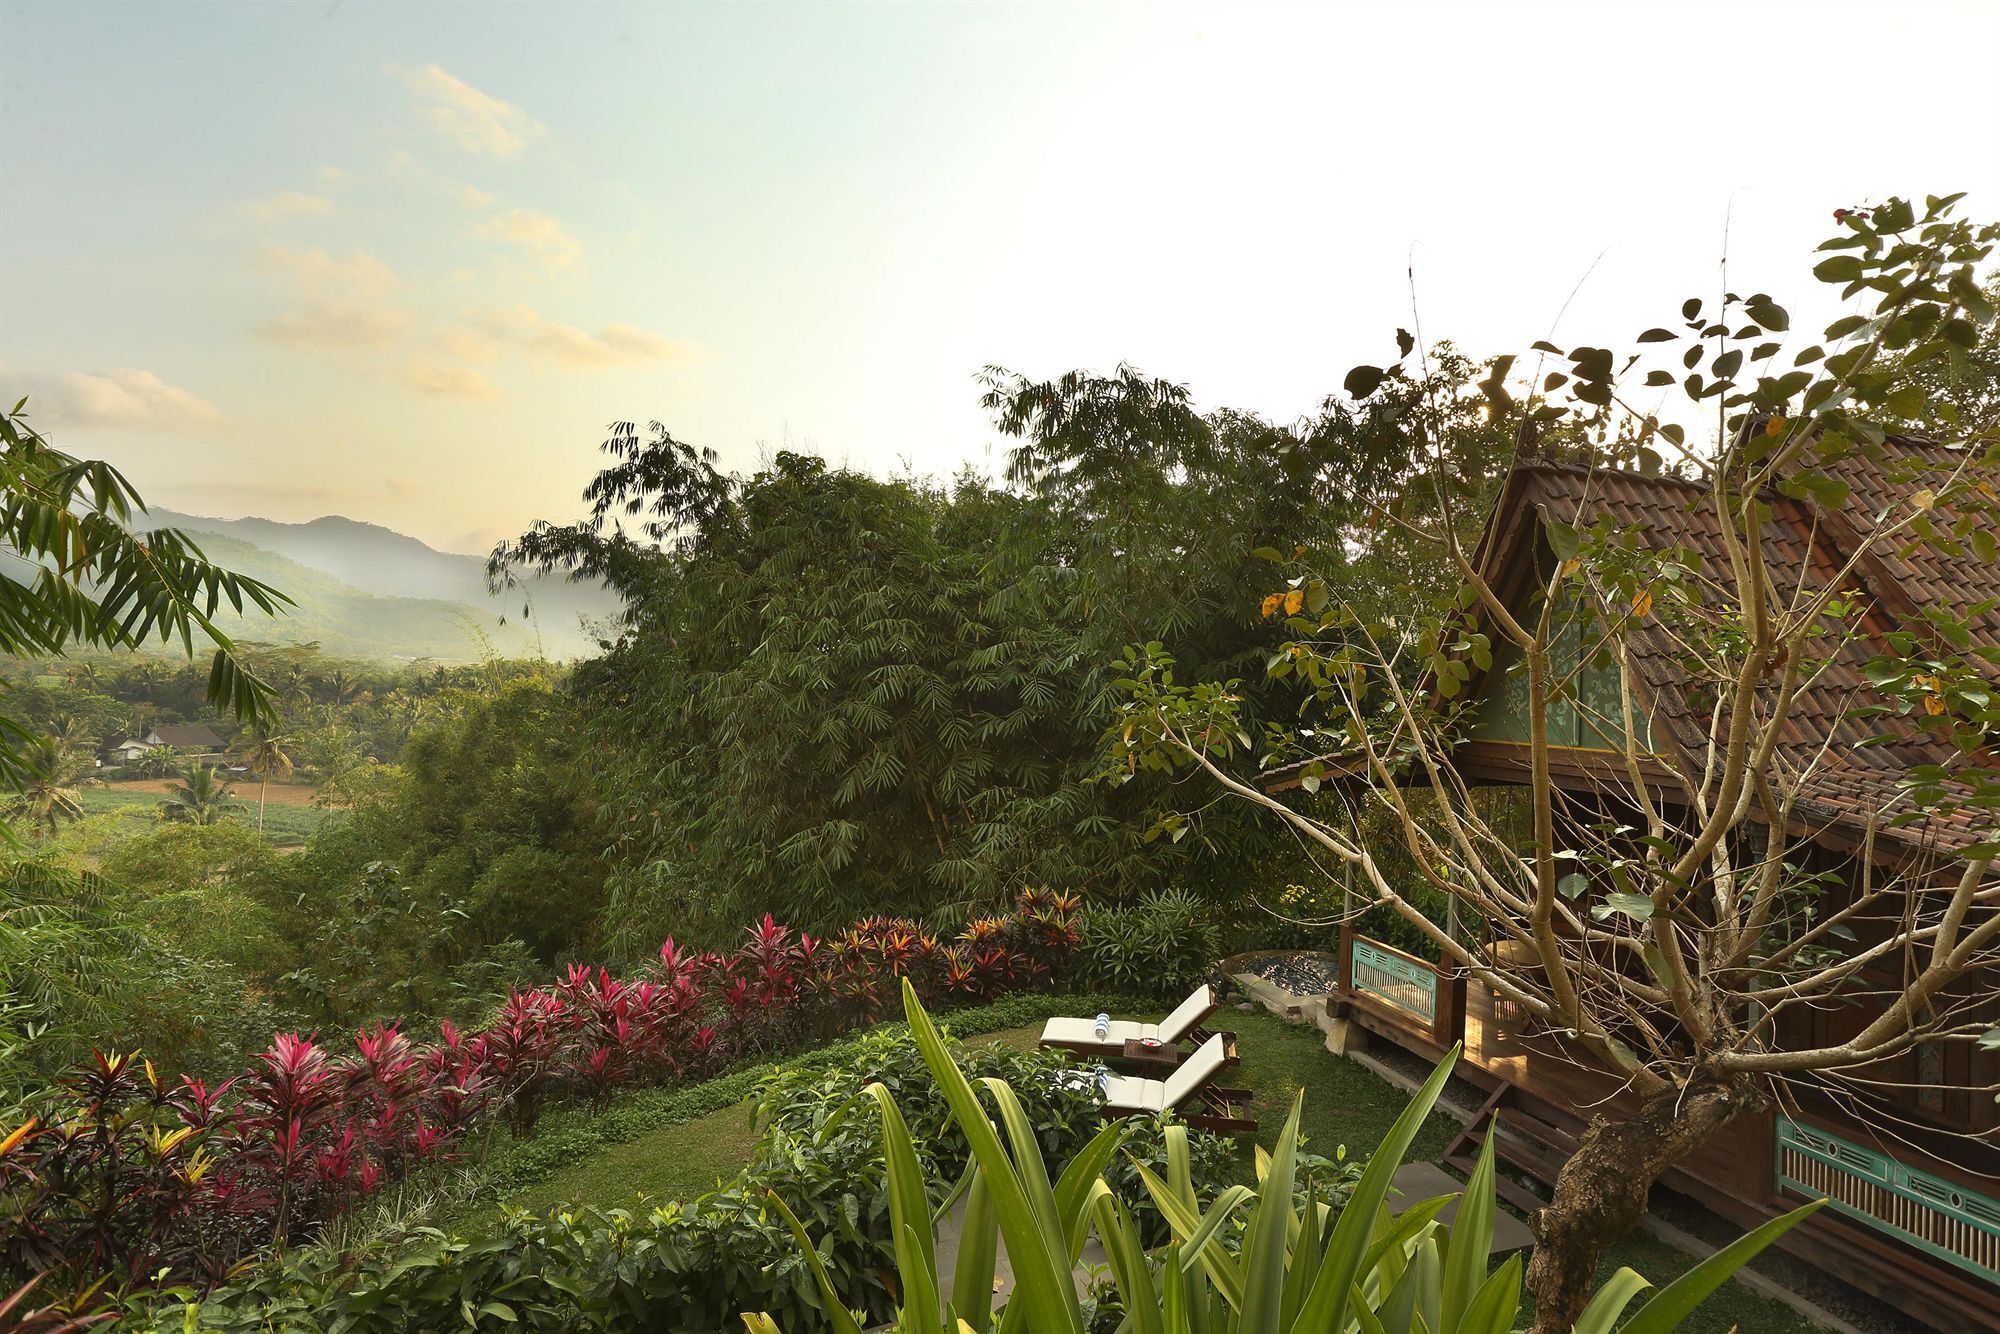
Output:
[
  {"left": 1040, "top": 1016, "right": 1144, "bottom": 1047},
  {"left": 1156, "top": 986, "right": 1215, "bottom": 1043},
  {"left": 1162, "top": 1034, "right": 1229, "bottom": 1108},
  {"left": 1101, "top": 1073, "right": 1164, "bottom": 1112},
  {"left": 1101, "top": 1033, "right": 1231, "bottom": 1116}
]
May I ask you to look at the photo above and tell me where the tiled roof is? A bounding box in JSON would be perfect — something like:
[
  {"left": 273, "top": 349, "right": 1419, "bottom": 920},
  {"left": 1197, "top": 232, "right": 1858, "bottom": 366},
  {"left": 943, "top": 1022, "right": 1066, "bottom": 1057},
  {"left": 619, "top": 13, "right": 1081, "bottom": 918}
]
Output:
[
  {"left": 1505, "top": 440, "right": 1998, "bottom": 856},
  {"left": 146, "top": 724, "right": 226, "bottom": 749}
]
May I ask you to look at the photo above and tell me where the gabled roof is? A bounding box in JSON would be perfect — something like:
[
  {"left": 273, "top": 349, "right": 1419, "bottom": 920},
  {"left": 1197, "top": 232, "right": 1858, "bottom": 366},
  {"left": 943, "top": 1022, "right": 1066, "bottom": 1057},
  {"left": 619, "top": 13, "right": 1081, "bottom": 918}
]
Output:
[
  {"left": 145, "top": 724, "right": 226, "bottom": 749},
  {"left": 1274, "top": 439, "right": 2000, "bottom": 857}
]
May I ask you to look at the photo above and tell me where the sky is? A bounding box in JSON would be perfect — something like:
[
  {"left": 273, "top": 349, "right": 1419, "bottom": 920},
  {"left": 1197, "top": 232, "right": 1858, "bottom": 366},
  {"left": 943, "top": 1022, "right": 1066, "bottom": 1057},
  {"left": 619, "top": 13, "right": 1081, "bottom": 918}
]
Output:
[{"left": 2, "top": 1, "right": 1996, "bottom": 556}]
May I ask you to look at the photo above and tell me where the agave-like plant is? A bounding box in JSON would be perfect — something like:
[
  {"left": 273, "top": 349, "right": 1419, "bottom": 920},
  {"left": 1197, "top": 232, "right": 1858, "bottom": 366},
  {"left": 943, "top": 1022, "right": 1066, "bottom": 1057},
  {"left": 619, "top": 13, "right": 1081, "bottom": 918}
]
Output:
[{"left": 749, "top": 977, "right": 1821, "bottom": 1334}]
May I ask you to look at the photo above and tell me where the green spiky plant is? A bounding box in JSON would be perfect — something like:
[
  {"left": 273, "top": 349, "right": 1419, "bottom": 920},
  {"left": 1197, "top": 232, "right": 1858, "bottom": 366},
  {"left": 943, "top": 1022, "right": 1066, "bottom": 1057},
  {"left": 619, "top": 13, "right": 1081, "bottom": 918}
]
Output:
[{"left": 749, "top": 978, "right": 1821, "bottom": 1333}]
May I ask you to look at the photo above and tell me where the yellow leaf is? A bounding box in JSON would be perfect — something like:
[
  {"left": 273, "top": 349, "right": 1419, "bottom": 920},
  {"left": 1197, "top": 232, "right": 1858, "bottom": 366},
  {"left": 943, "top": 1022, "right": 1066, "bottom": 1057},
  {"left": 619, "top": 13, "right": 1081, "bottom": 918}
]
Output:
[
  {"left": 1764, "top": 416, "right": 1787, "bottom": 437},
  {"left": 1631, "top": 589, "right": 1654, "bottom": 618},
  {"left": 1283, "top": 589, "right": 1304, "bottom": 616},
  {"left": 1260, "top": 593, "right": 1283, "bottom": 619},
  {"left": 1912, "top": 488, "right": 1936, "bottom": 511},
  {"left": 1924, "top": 695, "right": 1947, "bottom": 716},
  {"left": 0, "top": 1118, "right": 35, "bottom": 1157},
  {"left": 1559, "top": 557, "right": 1580, "bottom": 578}
]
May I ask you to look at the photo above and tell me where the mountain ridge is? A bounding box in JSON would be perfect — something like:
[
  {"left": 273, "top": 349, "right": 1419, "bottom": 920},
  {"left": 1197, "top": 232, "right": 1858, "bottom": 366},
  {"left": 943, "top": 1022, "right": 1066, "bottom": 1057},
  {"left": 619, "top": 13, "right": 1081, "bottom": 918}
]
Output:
[{"left": 137, "top": 508, "right": 621, "bottom": 662}]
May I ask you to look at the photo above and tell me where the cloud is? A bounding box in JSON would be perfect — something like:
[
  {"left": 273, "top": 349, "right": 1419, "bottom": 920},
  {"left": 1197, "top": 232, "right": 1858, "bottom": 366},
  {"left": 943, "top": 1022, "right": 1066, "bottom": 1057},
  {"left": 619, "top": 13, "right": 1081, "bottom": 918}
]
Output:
[
  {"left": 7, "top": 368, "right": 225, "bottom": 432},
  {"left": 447, "top": 181, "right": 493, "bottom": 210},
  {"left": 476, "top": 208, "right": 581, "bottom": 273},
  {"left": 400, "top": 361, "right": 498, "bottom": 399},
  {"left": 258, "top": 247, "right": 400, "bottom": 301},
  {"left": 315, "top": 165, "right": 349, "bottom": 187},
  {"left": 246, "top": 190, "right": 335, "bottom": 223},
  {"left": 482, "top": 305, "right": 695, "bottom": 369},
  {"left": 395, "top": 63, "right": 544, "bottom": 158},
  {"left": 255, "top": 247, "right": 409, "bottom": 349},
  {"left": 259, "top": 307, "right": 411, "bottom": 348}
]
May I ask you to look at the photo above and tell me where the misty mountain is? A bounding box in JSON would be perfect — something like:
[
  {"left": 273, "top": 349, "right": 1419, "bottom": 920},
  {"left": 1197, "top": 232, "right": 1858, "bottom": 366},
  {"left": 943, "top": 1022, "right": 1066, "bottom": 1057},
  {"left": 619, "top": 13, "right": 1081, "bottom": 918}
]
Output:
[{"left": 139, "top": 509, "right": 623, "bottom": 662}]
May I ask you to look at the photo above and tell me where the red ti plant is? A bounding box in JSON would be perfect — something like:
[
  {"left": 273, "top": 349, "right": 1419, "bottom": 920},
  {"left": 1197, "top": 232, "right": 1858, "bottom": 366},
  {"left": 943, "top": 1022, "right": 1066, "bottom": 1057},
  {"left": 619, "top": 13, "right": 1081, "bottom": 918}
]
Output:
[
  {"left": 481, "top": 988, "right": 567, "bottom": 1136},
  {"left": 229, "top": 1033, "right": 339, "bottom": 1245}
]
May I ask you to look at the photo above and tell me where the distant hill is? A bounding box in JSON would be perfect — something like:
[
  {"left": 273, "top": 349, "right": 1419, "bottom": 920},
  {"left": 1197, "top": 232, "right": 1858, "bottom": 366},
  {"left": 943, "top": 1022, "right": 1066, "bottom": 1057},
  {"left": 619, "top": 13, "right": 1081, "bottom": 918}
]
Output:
[{"left": 136, "top": 510, "right": 622, "bottom": 663}]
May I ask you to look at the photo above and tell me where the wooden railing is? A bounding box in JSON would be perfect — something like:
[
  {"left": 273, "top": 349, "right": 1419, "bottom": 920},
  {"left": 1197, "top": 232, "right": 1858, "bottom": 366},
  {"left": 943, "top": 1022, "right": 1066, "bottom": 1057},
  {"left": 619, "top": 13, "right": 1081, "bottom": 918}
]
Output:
[
  {"left": 1776, "top": 1114, "right": 2000, "bottom": 1285},
  {"left": 1334, "top": 926, "right": 1464, "bottom": 1050}
]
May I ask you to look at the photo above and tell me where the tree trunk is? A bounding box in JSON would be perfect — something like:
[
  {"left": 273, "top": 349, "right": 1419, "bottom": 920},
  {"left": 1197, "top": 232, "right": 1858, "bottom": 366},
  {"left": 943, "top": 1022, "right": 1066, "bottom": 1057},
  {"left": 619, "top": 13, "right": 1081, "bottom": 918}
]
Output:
[
  {"left": 1524, "top": 1074, "right": 1759, "bottom": 1333},
  {"left": 258, "top": 776, "right": 268, "bottom": 832}
]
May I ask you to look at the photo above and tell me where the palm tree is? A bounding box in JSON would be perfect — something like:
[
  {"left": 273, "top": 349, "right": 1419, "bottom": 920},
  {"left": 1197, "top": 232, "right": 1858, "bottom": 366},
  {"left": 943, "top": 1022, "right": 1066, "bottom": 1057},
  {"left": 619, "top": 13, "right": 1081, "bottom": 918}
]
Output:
[
  {"left": 3, "top": 739, "right": 89, "bottom": 837},
  {"left": 279, "top": 662, "right": 312, "bottom": 712},
  {"left": 45, "top": 714, "right": 96, "bottom": 758},
  {"left": 160, "top": 762, "right": 237, "bottom": 825},
  {"left": 235, "top": 725, "right": 295, "bottom": 833}
]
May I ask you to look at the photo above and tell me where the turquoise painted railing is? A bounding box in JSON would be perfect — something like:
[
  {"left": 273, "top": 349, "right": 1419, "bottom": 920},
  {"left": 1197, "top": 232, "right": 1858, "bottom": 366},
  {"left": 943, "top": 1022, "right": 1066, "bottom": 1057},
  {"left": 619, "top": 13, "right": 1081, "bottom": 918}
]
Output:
[
  {"left": 1775, "top": 1115, "right": 2000, "bottom": 1284},
  {"left": 1350, "top": 937, "right": 1437, "bottom": 1024}
]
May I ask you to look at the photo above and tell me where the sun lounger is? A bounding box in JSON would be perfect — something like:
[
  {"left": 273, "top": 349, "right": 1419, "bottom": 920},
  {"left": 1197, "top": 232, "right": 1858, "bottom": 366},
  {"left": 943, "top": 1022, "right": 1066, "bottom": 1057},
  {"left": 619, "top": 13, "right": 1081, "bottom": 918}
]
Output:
[
  {"left": 1097, "top": 1032, "right": 1256, "bottom": 1134},
  {"left": 1038, "top": 985, "right": 1219, "bottom": 1058}
]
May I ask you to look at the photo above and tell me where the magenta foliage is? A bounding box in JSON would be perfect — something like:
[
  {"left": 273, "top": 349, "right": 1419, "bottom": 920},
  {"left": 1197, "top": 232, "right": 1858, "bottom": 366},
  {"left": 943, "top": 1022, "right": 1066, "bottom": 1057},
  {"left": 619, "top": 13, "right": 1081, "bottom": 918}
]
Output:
[{"left": 14, "top": 902, "right": 1073, "bottom": 1291}]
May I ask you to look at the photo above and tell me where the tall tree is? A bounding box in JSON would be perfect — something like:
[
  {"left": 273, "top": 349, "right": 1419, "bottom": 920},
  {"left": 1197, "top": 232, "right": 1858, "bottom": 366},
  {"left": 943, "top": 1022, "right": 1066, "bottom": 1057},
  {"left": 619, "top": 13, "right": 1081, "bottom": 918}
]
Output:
[
  {"left": 234, "top": 725, "right": 294, "bottom": 833},
  {"left": 1113, "top": 196, "right": 2000, "bottom": 1328}
]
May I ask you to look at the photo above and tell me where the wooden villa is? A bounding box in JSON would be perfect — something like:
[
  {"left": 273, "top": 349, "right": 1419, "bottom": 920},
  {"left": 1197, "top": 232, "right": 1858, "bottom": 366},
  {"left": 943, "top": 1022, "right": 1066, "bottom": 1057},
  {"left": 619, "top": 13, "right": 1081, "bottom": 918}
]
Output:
[{"left": 1269, "top": 443, "right": 2000, "bottom": 1331}]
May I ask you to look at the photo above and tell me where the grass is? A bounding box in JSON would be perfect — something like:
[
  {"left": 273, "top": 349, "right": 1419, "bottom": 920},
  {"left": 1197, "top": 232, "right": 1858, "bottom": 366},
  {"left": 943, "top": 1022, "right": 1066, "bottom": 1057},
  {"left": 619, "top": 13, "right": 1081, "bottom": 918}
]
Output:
[
  {"left": 452, "top": 1001, "right": 1831, "bottom": 1332},
  {"left": 501, "top": 1103, "right": 765, "bottom": 1216},
  {"left": 74, "top": 785, "right": 332, "bottom": 847}
]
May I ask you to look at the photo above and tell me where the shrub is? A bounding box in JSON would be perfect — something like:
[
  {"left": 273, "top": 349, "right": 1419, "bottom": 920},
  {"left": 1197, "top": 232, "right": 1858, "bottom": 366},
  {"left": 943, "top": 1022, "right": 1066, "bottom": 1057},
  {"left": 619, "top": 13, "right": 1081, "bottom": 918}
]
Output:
[
  {"left": 5, "top": 899, "right": 1109, "bottom": 1308},
  {"left": 1074, "top": 887, "right": 1218, "bottom": 997},
  {"left": 117, "top": 1011, "right": 1229, "bottom": 1333},
  {"left": 754, "top": 981, "right": 1826, "bottom": 1334}
]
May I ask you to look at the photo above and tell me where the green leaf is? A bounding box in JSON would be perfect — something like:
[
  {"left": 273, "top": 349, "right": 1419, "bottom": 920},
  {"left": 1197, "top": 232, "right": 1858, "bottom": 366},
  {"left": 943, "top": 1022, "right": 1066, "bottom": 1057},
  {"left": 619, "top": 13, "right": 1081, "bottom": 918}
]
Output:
[
  {"left": 763, "top": 1191, "right": 867, "bottom": 1334},
  {"left": 1593, "top": 891, "right": 1655, "bottom": 923},
  {"left": 1440, "top": 1122, "right": 1498, "bottom": 1330},
  {"left": 1344, "top": 365, "right": 1387, "bottom": 399},
  {"left": 1294, "top": 1045, "right": 1462, "bottom": 1331},
  {"left": 1572, "top": 1266, "right": 1652, "bottom": 1334},
  {"left": 900, "top": 980, "right": 1084, "bottom": 1334},
  {"left": 1617, "top": 1200, "right": 1825, "bottom": 1334}
]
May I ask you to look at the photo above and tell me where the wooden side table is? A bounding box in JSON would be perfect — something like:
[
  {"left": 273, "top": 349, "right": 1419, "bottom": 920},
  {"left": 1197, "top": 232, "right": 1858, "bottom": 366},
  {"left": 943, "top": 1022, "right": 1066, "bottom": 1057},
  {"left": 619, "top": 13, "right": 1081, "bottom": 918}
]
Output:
[{"left": 1120, "top": 1038, "right": 1180, "bottom": 1072}]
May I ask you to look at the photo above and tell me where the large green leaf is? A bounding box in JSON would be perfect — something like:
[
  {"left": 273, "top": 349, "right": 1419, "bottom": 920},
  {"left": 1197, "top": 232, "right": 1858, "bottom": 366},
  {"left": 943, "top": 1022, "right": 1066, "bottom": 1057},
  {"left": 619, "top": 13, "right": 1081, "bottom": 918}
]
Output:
[
  {"left": 1293, "top": 1044, "right": 1461, "bottom": 1330},
  {"left": 864, "top": 1082, "right": 941, "bottom": 1334},
  {"left": 1087, "top": 1180, "right": 1164, "bottom": 1334},
  {"left": 1571, "top": 1266, "right": 1652, "bottom": 1334},
  {"left": 1237, "top": 1092, "right": 1305, "bottom": 1334},
  {"left": 900, "top": 980, "right": 1085, "bottom": 1334},
  {"left": 949, "top": 1165, "right": 998, "bottom": 1334},
  {"left": 1615, "top": 1200, "right": 1825, "bottom": 1334},
  {"left": 1439, "top": 1121, "right": 1498, "bottom": 1329},
  {"left": 762, "top": 1191, "right": 865, "bottom": 1334}
]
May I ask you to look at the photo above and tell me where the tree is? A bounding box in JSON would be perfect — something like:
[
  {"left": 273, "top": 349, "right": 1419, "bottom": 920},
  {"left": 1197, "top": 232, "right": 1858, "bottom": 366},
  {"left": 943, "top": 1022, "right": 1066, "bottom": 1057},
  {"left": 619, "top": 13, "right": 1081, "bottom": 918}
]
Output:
[
  {"left": 1112, "top": 196, "right": 2000, "bottom": 1329},
  {"left": 0, "top": 406, "right": 286, "bottom": 799},
  {"left": 160, "top": 762, "right": 236, "bottom": 826},
  {"left": 493, "top": 377, "right": 1513, "bottom": 942},
  {"left": 0, "top": 740, "right": 88, "bottom": 837},
  {"left": 234, "top": 726, "right": 295, "bottom": 833}
]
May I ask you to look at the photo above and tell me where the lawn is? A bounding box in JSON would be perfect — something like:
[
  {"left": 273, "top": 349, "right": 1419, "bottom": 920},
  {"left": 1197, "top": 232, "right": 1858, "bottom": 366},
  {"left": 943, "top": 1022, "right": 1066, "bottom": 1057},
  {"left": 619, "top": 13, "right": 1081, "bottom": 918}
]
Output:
[
  {"left": 75, "top": 783, "right": 332, "bottom": 847},
  {"left": 468, "top": 1004, "right": 1828, "bottom": 1331}
]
